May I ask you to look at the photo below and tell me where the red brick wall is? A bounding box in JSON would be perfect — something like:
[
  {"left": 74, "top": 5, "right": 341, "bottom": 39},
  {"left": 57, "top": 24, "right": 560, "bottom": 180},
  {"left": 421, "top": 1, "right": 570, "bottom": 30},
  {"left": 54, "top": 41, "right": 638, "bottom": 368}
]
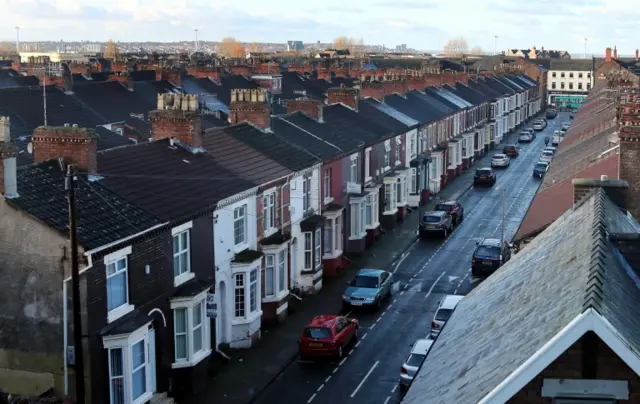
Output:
[
  {"left": 32, "top": 127, "right": 98, "bottom": 173},
  {"left": 187, "top": 67, "right": 219, "bottom": 81},
  {"left": 509, "top": 333, "right": 640, "bottom": 404},
  {"left": 149, "top": 111, "right": 204, "bottom": 148},
  {"left": 230, "top": 66, "right": 251, "bottom": 77},
  {"left": 426, "top": 74, "right": 442, "bottom": 87},
  {"left": 287, "top": 99, "right": 323, "bottom": 120},
  {"left": 327, "top": 88, "right": 359, "bottom": 110},
  {"left": 382, "top": 80, "right": 406, "bottom": 96},
  {"left": 359, "top": 83, "right": 385, "bottom": 101},
  {"left": 228, "top": 103, "right": 271, "bottom": 129},
  {"left": 619, "top": 130, "right": 640, "bottom": 218}
]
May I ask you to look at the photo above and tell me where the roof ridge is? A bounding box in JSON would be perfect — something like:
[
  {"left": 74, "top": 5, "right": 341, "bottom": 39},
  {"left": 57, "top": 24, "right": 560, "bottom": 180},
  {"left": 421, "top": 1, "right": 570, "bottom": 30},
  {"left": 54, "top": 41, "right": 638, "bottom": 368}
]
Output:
[{"left": 583, "top": 188, "right": 608, "bottom": 312}]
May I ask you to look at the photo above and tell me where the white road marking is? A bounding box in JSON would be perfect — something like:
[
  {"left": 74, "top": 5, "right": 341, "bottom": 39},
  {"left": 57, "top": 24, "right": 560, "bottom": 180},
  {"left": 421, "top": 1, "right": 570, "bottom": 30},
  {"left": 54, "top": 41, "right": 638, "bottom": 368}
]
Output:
[
  {"left": 317, "top": 384, "right": 324, "bottom": 392},
  {"left": 392, "top": 251, "right": 412, "bottom": 274},
  {"left": 350, "top": 360, "right": 380, "bottom": 398},
  {"left": 332, "top": 367, "right": 339, "bottom": 374},
  {"left": 391, "top": 384, "right": 398, "bottom": 393},
  {"left": 393, "top": 299, "right": 397, "bottom": 303},
  {"left": 362, "top": 332, "right": 368, "bottom": 340},
  {"left": 339, "top": 357, "right": 348, "bottom": 366},
  {"left": 382, "top": 308, "right": 388, "bottom": 314},
  {"left": 370, "top": 323, "right": 376, "bottom": 330},
  {"left": 384, "top": 397, "right": 391, "bottom": 404},
  {"left": 308, "top": 393, "right": 316, "bottom": 403},
  {"left": 400, "top": 290, "right": 404, "bottom": 295},
  {"left": 355, "top": 340, "right": 361, "bottom": 348},
  {"left": 424, "top": 271, "right": 447, "bottom": 300},
  {"left": 448, "top": 276, "right": 459, "bottom": 283},
  {"left": 325, "top": 376, "right": 331, "bottom": 383},
  {"left": 349, "top": 349, "right": 354, "bottom": 355}
]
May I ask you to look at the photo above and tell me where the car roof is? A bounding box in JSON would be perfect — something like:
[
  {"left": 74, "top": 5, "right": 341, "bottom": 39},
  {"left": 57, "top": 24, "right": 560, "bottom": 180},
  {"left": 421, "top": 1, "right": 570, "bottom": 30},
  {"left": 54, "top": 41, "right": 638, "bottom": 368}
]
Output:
[
  {"left": 493, "top": 153, "right": 506, "bottom": 158},
  {"left": 477, "top": 167, "right": 492, "bottom": 171},
  {"left": 307, "top": 315, "right": 339, "bottom": 328},
  {"left": 542, "top": 150, "right": 554, "bottom": 155},
  {"left": 536, "top": 161, "right": 550, "bottom": 166},
  {"left": 425, "top": 210, "right": 446, "bottom": 217},
  {"left": 440, "top": 295, "right": 465, "bottom": 309},
  {"left": 411, "top": 339, "right": 435, "bottom": 355},
  {"left": 357, "top": 268, "right": 385, "bottom": 277},
  {"left": 436, "top": 200, "right": 457, "bottom": 205},
  {"left": 478, "top": 237, "right": 501, "bottom": 247},
  {"left": 503, "top": 144, "right": 516, "bottom": 148}
]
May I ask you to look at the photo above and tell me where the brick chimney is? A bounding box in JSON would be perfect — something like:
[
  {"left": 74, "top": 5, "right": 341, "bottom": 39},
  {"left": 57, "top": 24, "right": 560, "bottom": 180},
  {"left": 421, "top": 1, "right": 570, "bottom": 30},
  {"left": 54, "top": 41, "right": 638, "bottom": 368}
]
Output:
[
  {"left": 32, "top": 125, "right": 98, "bottom": 174},
  {"left": 228, "top": 88, "right": 272, "bottom": 130},
  {"left": 286, "top": 99, "right": 323, "bottom": 121},
  {"left": 381, "top": 78, "right": 406, "bottom": 96},
  {"left": 572, "top": 177, "right": 629, "bottom": 208},
  {"left": 613, "top": 46, "right": 618, "bottom": 59},
  {"left": 149, "top": 93, "right": 204, "bottom": 150},
  {"left": 605, "top": 47, "right": 612, "bottom": 62},
  {"left": 327, "top": 84, "right": 359, "bottom": 111},
  {"left": 359, "top": 82, "right": 385, "bottom": 101},
  {"left": 0, "top": 117, "right": 19, "bottom": 198},
  {"left": 618, "top": 101, "right": 640, "bottom": 218}
]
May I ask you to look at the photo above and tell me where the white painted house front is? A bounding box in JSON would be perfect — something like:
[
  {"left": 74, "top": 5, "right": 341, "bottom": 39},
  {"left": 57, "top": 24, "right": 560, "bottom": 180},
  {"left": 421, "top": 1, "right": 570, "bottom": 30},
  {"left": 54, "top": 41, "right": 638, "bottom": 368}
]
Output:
[{"left": 213, "top": 187, "right": 261, "bottom": 349}]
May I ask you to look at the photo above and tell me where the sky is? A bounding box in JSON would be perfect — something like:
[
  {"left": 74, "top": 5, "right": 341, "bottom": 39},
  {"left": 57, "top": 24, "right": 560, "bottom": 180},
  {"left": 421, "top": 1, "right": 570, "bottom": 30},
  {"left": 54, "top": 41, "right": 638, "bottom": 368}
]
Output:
[{"left": 1, "top": 0, "right": 638, "bottom": 55}]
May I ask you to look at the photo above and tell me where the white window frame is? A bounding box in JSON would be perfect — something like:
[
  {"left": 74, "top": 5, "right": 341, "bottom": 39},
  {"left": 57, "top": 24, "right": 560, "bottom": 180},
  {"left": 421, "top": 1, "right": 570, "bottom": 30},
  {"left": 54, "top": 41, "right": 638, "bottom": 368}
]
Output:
[
  {"left": 265, "top": 254, "right": 276, "bottom": 297},
  {"left": 364, "top": 147, "right": 372, "bottom": 182},
  {"left": 233, "top": 204, "right": 247, "bottom": 246},
  {"left": 365, "top": 187, "right": 380, "bottom": 229},
  {"left": 410, "top": 168, "right": 417, "bottom": 194},
  {"left": 262, "top": 245, "right": 289, "bottom": 303},
  {"left": 384, "top": 140, "right": 391, "bottom": 171},
  {"left": 349, "top": 153, "right": 358, "bottom": 182},
  {"left": 314, "top": 227, "right": 321, "bottom": 268},
  {"left": 349, "top": 198, "right": 366, "bottom": 240},
  {"left": 170, "top": 290, "right": 212, "bottom": 369},
  {"left": 409, "top": 133, "right": 417, "bottom": 159},
  {"left": 323, "top": 168, "right": 333, "bottom": 204},
  {"left": 103, "top": 323, "right": 154, "bottom": 404},
  {"left": 263, "top": 190, "right": 276, "bottom": 236},
  {"left": 172, "top": 221, "right": 194, "bottom": 287},
  {"left": 303, "top": 177, "right": 311, "bottom": 212},
  {"left": 105, "top": 246, "right": 134, "bottom": 324},
  {"left": 303, "top": 232, "right": 313, "bottom": 270},
  {"left": 395, "top": 136, "right": 402, "bottom": 165},
  {"left": 383, "top": 180, "right": 398, "bottom": 215},
  {"left": 323, "top": 210, "right": 344, "bottom": 259}
]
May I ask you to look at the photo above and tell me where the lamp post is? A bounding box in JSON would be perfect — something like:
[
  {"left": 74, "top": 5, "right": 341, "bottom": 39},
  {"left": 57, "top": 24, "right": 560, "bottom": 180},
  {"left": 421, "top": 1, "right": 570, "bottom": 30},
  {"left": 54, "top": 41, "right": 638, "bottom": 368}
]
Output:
[
  {"left": 494, "top": 35, "right": 498, "bottom": 55},
  {"left": 495, "top": 185, "right": 506, "bottom": 246}
]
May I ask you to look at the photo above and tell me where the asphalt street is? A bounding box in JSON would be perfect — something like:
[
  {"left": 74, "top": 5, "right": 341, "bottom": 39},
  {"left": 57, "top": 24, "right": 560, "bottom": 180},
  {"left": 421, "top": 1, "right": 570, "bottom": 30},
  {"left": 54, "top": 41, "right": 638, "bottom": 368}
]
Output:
[{"left": 249, "top": 115, "right": 567, "bottom": 404}]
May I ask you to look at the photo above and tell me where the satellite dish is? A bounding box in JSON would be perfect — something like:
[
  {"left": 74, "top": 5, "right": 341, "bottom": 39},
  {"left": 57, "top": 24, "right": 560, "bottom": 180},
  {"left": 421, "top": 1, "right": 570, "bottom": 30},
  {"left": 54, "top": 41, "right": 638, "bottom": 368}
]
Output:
[{"left": 27, "top": 142, "right": 33, "bottom": 154}]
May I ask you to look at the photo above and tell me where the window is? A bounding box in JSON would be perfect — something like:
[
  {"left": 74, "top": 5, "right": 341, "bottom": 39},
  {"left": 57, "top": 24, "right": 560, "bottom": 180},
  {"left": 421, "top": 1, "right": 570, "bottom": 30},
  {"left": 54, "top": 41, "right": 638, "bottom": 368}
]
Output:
[
  {"left": 384, "top": 140, "right": 391, "bottom": 168},
  {"left": 587, "top": 83, "right": 591, "bottom": 90},
  {"left": 383, "top": 182, "right": 397, "bottom": 213},
  {"left": 569, "top": 82, "right": 573, "bottom": 90},
  {"left": 561, "top": 72, "right": 565, "bottom": 78},
  {"left": 411, "top": 168, "right": 417, "bottom": 193},
  {"left": 174, "top": 308, "right": 188, "bottom": 361},
  {"left": 334, "top": 216, "right": 342, "bottom": 251},
  {"left": 314, "top": 228, "right": 321, "bottom": 267},
  {"left": 569, "top": 72, "right": 574, "bottom": 78},
  {"left": 304, "top": 232, "right": 312, "bottom": 269},
  {"left": 578, "top": 82, "right": 583, "bottom": 90},
  {"left": 410, "top": 135, "right": 416, "bottom": 158},
  {"left": 106, "top": 256, "right": 128, "bottom": 313},
  {"left": 578, "top": 72, "right": 583, "bottom": 78},
  {"left": 173, "top": 230, "right": 190, "bottom": 278},
  {"left": 234, "top": 205, "right": 247, "bottom": 245},
  {"left": 234, "top": 274, "right": 245, "bottom": 317},
  {"left": 131, "top": 340, "right": 146, "bottom": 400},
  {"left": 249, "top": 269, "right": 257, "bottom": 312},
  {"left": 263, "top": 192, "right": 276, "bottom": 233},
  {"left": 395, "top": 136, "right": 402, "bottom": 163},
  {"left": 396, "top": 177, "right": 403, "bottom": 203},
  {"left": 365, "top": 195, "right": 373, "bottom": 226},
  {"left": 552, "top": 72, "right": 556, "bottom": 78},
  {"left": 171, "top": 293, "right": 211, "bottom": 368},
  {"left": 349, "top": 154, "right": 358, "bottom": 182},
  {"left": 265, "top": 254, "right": 275, "bottom": 296},
  {"left": 350, "top": 201, "right": 365, "bottom": 237},
  {"left": 278, "top": 249, "right": 286, "bottom": 292},
  {"left": 303, "top": 177, "right": 311, "bottom": 211},
  {"left": 192, "top": 304, "right": 204, "bottom": 353},
  {"left": 324, "top": 221, "right": 332, "bottom": 254},
  {"left": 364, "top": 148, "right": 371, "bottom": 180},
  {"left": 561, "top": 82, "right": 565, "bottom": 89},
  {"left": 323, "top": 168, "right": 331, "bottom": 201},
  {"left": 108, "top": 348, "right": 124, "bottom": 404}
]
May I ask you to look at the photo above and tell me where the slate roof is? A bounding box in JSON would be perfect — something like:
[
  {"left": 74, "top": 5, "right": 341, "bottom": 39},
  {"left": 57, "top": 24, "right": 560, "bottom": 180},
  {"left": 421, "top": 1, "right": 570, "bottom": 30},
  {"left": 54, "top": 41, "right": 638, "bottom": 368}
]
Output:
[
  {"left": 8, "top": 160, "right": 163, "bottom": 250},
  {"left": 93, "top": 126, "right": 136, "bottom": 149},
  {"left": 450, "top": 82, "right": 491, "bottom": 104},
  {"left": 356, "top": 100, "right": 413, "bottom": 134},
  {"left": 384, "top": 93, "right": 441, "bottom": 124},
  {"left": 495, "top": 76, "right": 524, "bottom": 92},
  {"left": 279, "top": 72, "right": 327, "bottom": 100},
  {"left": 203, "top": 122, "right": 319, "bottom": 183},
  {"left": 466, "top": 78, "right": 504, "bottom": 99},
  {"left": 0, "top": 70, "right": 39, "bottom": 88},
  {"left": 484, "top": 76, "right": 516, "bottom": 95},
  {"left": 362, "top": 98, "right": 420, "bottom": 127},
  {"left": 323, "top": 103, "right": 395, "bottom": 143},
  {"left": 98, "top": 139, "right": 255, "bottom": 221},
  {"left": 403, "top": 189, "right": 640, "bottom": 404},
  {"left": 425, "top": 86, "right": 472, "bottom": 109},
  {"left": 550, "top": 59, "right": 594, "bottom": 72},
  {"left": 408, "top": 90, "right": 456, "bottom": 117},
  {"left": 72, "top": 81, "right": 158, "bottom": 124}
]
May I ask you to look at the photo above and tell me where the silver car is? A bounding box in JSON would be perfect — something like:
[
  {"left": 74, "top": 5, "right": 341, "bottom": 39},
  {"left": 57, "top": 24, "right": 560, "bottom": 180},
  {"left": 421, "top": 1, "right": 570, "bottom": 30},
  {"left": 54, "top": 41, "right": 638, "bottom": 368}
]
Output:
[
  {"left": 540, "top": 150, "right": 554, "bottom": 163},
  {"left": 491, "top": 153, "right": 510, "bottom": 168},
  {"left": 399, "top": 339, "right": 434, "bottom": 389}
]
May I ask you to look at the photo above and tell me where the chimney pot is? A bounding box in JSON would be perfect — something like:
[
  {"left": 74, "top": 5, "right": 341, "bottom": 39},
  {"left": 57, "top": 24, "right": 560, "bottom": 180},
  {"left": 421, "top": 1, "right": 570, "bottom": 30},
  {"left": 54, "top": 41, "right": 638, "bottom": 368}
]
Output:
[
  {"left": 605, "top": 47, "right": 612, "bottom": 62},
  {"left": 601, "top": 174, "right": 608, "bottom": 181},
  {"left": 613, "top": 46, "right": 618, "bottom": 59},
  {"left": 64, "top": 123, "right": 70, "bottom": 127}
]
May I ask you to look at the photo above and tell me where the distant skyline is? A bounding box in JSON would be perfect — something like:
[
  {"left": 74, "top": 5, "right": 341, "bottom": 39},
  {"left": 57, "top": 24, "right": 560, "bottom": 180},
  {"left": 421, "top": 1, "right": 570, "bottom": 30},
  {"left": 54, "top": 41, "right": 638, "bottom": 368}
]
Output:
[{"left": 2, "top": 0, "right": 639, "bottom": 55}]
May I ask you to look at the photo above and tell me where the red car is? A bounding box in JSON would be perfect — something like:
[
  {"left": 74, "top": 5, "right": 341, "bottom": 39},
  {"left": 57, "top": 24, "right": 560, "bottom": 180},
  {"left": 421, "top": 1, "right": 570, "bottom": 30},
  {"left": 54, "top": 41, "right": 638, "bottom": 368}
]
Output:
[
  {"left": 299, "top": 315, "right": 359, "bottom": 360},
  {"left": 434, "top": 200, "right": 464, "bottom": 225},
  {"left": 503, "top": 145, "right": 519, "bottom": 157}
]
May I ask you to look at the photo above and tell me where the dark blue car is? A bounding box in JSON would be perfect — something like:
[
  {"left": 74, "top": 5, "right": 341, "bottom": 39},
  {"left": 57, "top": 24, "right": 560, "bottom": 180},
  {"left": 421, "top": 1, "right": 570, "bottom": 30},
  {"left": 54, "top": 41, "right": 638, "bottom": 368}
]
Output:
[
  {"left": 471, "top": 238, "right": 512, "bottom": 277},
  {"left": 533, "top": 161, "right": 549, "bottom": 179}
]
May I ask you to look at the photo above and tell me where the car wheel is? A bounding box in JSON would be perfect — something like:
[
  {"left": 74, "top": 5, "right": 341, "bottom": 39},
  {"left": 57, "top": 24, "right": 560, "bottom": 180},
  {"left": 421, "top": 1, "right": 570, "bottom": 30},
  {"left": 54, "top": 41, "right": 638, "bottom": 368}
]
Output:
[
  {"left": 376, "top": 299, "right": 382, "bottom": 310},
  {"left": 337, "top": 345, "right": 344, "bottom": 359},
  {"left": 459, "top": 213, "right": 464, "bottom": 222}
]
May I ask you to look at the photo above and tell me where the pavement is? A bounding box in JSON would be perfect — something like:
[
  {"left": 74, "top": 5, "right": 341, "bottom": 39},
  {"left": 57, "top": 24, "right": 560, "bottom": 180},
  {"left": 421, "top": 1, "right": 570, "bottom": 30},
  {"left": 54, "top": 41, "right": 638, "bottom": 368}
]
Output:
[{"left": 183, "top": 114, "right": 560, "bottom": 404}]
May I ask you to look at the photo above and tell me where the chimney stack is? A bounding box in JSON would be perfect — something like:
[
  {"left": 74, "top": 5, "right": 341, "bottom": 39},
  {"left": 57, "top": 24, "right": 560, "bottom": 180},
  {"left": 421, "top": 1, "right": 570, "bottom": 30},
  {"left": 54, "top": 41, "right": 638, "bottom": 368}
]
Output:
[
  {"left": 286, "top": 99, "right": 324, "bottom": 122},
  {"left": 605, "top": 47, "right": 612, "bottom": 62},
  {"left": 359, "top": 82, "right": 385, "bottom": 101},
  {"left": 613, "top": 46, "right": 618, "bottom": 59},
  {"left": 32, "top": 125, "right": 98, "bottom": 174},
  {"left": 327, "top": 86, "right": 359, "bottom": 111},
  {"left": 228, "top": 88, "right": 272, "bottom": 130},
  {"left": 149, "top": 93, "right": 204, "bottom": 150},
  {"left": 618, "top": 101, "right": 640, "bottom": 219},
  {"left": 572, "top": 178, "right": 628, "bottom": 209},
  {"left": 636, "top": 49, "right": 638, "bottom": 61},
  {"left": 0, "top": 116, "right": 19, "bottom": 198}
]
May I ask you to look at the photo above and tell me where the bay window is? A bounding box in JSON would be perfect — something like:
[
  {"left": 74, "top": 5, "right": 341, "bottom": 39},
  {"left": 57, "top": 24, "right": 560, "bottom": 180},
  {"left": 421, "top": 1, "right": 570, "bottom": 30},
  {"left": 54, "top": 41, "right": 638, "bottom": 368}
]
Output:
[
  {"left": 324, "top": 224, "right": 332, "bottom": 254},
  {"left": 334, "top": 216, "right": 342, "bottom": 251},
  {"left": 264, "top": 246, "right": 288, "bottom": 299},
  {"left": 396, "top": 177, "right": 402, "bottom": 203},
  {"left": 278, "top": 249, "right": 287, "bottom": 292},
  {"left": 233, "top": 268, "right": 259, "bottom": 319},
  {"left": 263, "top": 192, "right": 276, "bottom": 234},
  {"left": 365, "top": 188, "right": 380, "bottom": 228},
  {"left": 349, "top": 198, "right": 366, "bottom": 239},
  {"left": 396, "top": 173, "right": 408, "bottom": 207},
  {"left": 314, "top": 228, "right": 321, "bottom": 268},
  {"left": 323, "top": 212, "right": 344, "bottom": 258},
  {"left": 383, "top": 182, "right": 397, "bottom": 214},
  {"left": 265, "top": 254, "right": 275, "bottom": 297},
  {"left": 410, "top": 168, "right": 417, "bottom": 194},
  {"left": 304, "top": 232, "right": 312, "bottom": 269},
  {"left": 171, "top": 290, "right": 211, "bottom": 369}
]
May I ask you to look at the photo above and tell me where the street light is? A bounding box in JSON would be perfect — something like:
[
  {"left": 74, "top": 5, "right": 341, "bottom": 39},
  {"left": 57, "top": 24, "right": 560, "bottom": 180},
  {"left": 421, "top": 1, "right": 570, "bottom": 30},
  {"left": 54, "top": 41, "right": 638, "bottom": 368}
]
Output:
[{"left": 495, "top": 185, "right": 506, "bottom": 246}]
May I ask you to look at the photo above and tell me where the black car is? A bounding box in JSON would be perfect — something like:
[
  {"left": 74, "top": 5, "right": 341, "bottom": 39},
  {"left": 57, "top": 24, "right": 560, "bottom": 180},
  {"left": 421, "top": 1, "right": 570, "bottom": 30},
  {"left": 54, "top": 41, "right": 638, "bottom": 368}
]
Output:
[
  {"left": 473, "top": 168, "right": 496, "bottom": 187},
  {"left": 546, "top": 109, "right": 557, "bottom": 119},
  {"left": 471, "top": 238, "right": 512, "bottom": 277}
]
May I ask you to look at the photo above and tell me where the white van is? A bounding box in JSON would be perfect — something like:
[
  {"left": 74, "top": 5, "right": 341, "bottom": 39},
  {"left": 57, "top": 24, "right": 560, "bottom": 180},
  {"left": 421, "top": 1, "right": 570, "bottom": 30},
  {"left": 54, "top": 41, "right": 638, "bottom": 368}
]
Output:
[
  {"left": 430, "top": 295, "right": 464, "bottom": 339},
  {"left": 552, "top": 130, "right": 563, "bottom": 146}
]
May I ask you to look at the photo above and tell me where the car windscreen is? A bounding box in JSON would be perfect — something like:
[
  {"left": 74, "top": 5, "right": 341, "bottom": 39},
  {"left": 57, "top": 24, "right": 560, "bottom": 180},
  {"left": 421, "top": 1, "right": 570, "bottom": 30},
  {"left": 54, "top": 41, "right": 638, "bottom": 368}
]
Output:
[
  {"left": 492, "top": 155, "right": 504, "bottom": 159},
  {"left": 423, "top": 215, "right": 441, "bottom": 223},
  {"left": 535, "top": 163, "right": 547, "bottom": 170},
  {"left": 476, "top": 169, "right": 491, "bottom": 176},
  {"left": 475, "top": 245, "right": 501, "bottom": 257},
  {"left": 405, "top": 353, "right": 427, "bottom": 367},
  {"left": 351, "top": 275, "right": 379, "bottom": 288},
  {"left": 304, "top": 327, "right": 332, "bottom": 339},
  {"left": 435, "top": 308, "right": 454, "bottom": 321},
  {"left": 435, "top": 204, "right": 452, "bottom": 211},
  {"left": 542, "top": 151, "right": 553, "bottom": 156}
]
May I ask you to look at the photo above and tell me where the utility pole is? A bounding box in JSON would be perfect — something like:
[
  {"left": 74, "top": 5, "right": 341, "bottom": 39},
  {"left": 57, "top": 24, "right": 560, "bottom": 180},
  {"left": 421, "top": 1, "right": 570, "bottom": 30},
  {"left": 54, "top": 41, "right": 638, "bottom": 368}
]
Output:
[
  {"left": 15, "top": 26, "right": 20, "bottom": 55},
  {"left": 66, "top": 164, "right": 85, "bottom": 404},
  {"left": 494, "top": 35, "right": 498, "bottom": 55},
  {"left": 500, "top": 189, "right": 505, "bottom": 246},
  {"left": 584, "top": 38, "right": 588, "bottom": 59}
]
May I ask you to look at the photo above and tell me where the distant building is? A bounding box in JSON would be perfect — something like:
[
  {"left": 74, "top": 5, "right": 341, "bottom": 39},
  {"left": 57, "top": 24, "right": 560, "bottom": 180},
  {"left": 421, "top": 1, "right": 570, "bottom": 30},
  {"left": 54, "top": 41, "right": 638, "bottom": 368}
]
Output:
[
  {"left": 396, "top": 44, "right": 407, "bottom": 52},
  {"left": 547, "top": 59, "right": 594, "bottom": 108},
  {"left": 84, "top": 43, "right": 103, "bottom": 53},
  {"left": 507, "top": 46, "right": 571, "bottom": 60},
  {"left": 286, "top": 41, "right": 304, "bottom": 52}
]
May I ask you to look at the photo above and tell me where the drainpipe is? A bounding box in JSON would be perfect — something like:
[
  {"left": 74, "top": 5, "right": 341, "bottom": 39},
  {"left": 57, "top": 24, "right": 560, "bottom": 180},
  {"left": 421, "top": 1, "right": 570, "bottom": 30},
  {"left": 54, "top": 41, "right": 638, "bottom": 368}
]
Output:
[{"left": 63, "top": 280, "right": 68, "bottom": 396}]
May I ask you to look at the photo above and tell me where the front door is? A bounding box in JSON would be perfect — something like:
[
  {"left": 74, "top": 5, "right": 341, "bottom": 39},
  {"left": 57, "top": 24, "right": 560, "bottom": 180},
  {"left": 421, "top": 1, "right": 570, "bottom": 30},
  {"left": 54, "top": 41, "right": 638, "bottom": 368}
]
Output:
[{"left": 147, "top": 327, "right": 157, "bottom": 393}]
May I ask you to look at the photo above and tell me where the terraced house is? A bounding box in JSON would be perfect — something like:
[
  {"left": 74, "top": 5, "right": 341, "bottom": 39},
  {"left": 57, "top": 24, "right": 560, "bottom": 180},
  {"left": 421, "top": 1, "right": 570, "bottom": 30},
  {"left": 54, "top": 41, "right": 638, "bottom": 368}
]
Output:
[{"left": 0, "top": 58, "right": 539, "bottom": 404}]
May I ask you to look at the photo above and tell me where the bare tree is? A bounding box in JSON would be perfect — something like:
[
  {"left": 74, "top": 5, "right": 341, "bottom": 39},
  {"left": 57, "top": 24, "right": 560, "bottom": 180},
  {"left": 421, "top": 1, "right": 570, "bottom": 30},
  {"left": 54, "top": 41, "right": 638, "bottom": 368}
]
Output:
[
  {"left": 0, "top": 41, "right": 16, "bottom": 55},
  {"left": 470, "top": 46, "right": 483, "bottom": 55},
  {"left": 247, "top": 42, "right": 262, "bottom": 53},
  {"left": 219, "top": 37, "right": 245, "bottom": 58},
  {"left": 443, "top": 37, "right": 469, "bottom": 57},
  {"left": 333, "top": 36, "right": 365, "bottom": 54}
]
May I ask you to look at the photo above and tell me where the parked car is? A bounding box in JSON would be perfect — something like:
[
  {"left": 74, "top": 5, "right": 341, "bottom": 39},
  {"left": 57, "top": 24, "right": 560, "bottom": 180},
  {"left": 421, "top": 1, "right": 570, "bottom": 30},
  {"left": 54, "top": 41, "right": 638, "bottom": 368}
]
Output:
[
  {"left": 552, "top": 130, "right": 564, "bottom": 146},
  {"left": 518, "top": 131, "right": 533, "bottom": 143},
  {"left": 503, "top": 145, "right": 519, "bottom": 157},
  {"left": 419, "top": 211, "right": 454, "bottom": 238},
  {"left": 473, "top": 167, "right": 496, "bottom": 186},
  {"left": 299, "top": 315, "right": 359, "bottom": 360},
  {"left": 562, "top": 122, "right": 571, "bottom": 130},
  {"left": 491, "top": 153, "right": 511, "bottom": 168},
  {"left": 533, "top": 161, "right": 550, "bottom": 178},
  {"left": 540, "top": 150, "right": 554, "bottom": 163},
  {"left": 532, "top": 121, "right": 544, "bottom": 131},
  {"left": 342, "top": 269, "right": 393, "bottom": 310},
  {"left": 546, "top": 109, "right": 557, "bottom": 119},
  {"left": 399, "top": 339, "right": 434, "bottom": 390},
  {"left": 430, "top": 295, "right": 464, "bottom": 339},
  {"left": 434, "top": 200, "right": 464, "bottom": 225},
  {"left": 543, "top": 146, "right": 557, "bottom": 154},
  {"left": 471, "top": 238, "right": 512, "bottom": 277}
]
